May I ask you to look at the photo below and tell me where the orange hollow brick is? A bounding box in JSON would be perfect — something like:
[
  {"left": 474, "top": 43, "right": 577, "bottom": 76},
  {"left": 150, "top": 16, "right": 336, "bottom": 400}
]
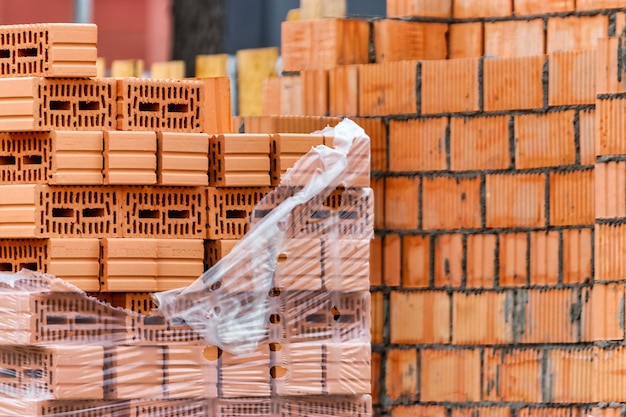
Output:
[
  {"left": 484, "top": 19, "right": 545, "bottom": 57},
  {"left": 371, "top": 291, "right": 384, "bottom": 344},
  {"left": 103, "top": 131, "right": 157, "bottom": 185},
  {"left": 385, "top": 349, "right": 418, "bottom": 401},
  {"left": 451, "top": 408, "right": 511, "bottom": 417},
  {"left": 402, "top": 234, "right": 430, "bottom": 288},
  {"left": 328, "top": 65, "right": 359, "bottom": 117},
  {"left": 466, "top": 234, "right": 497, "bottom": 288},
  {"left": 384, "top": 233, "right": 401, "bottom": 287},
  {"left": 420, "top": 348, "right": 481, "bottom": 402},
  {"left": 392, "top": 405, "right": 448, "bottom": 417},
  {"left": 498, "top": 232, "right": 528, "bottom": 287},
  {"left": 374, "top": 20, "right": 448, "bottom": 63},
  {"left": 420, "top": 58, "right": 480, "bottom": 114},
  {"left": 562, "top": 228, "right": 592, "bottom": 285},
  {"left": 597, "top": 96, "right": 626, "bottom": 156},
  {"left": 514, "top": 0, "right": 575, "bottom": 15},
  {"left": 483, "top": 348, "right": 543, "bottom": 403},
  {"left": 546, "top": 348, "right": 594, "bottom": 403},
  {"left": 359, "top": 61, "right": 418, "bottom": 117},
  {"left": 301, "top": 69, "right": 328, "bottom": 117},
  {"left": 547, "top": 15, "right": 608, "bottom": 54},
  {"left": 157, "top": 132, "right": 210, "bottom": 187},
  {"left": 209, "top": 133, "right": 271, "bottom": 187},
  {"left": 369, "top": 235, "right": 382, "bottom": 286},
  {"left": 579, "top": 109, "right": 595, "bottom": 165},
  {"left": 483, "top": 55, "right": 545, "bottom": 111},
  {"left": 486, "top": 173, "right": 546, "bottom": 228},
  {"left": 372, "top": 177, "right": 385, "bottom": 230},
  {"left": 576, "top": 0, "right": 626, "bottom": 11},
  {"left": 595, "top": 223, "right": 626, "bottom": 282},
  {"left": 549, "top": 169, "right": 594, "bottom": 226},
  {"left": 529, "top": 230, "right": 559, "bottom": 286},
  {"left": 390, "top": 291, "right": 451, "bottom": 344},
  {"left": 596, "top": 161, "right": 626, "bottom": 220},
  {"left": 433, "top": 234, "right": 464, "bottom": 288},
  {"left": 594, "top": 346, "right": 626, "bottom": 403},
  {"left": 583, "top": 282, "right": 625, "bottom": 342},
  {"left": 596, "top": 37, "right": 626, "bottom": 95},
  {"left": 388, "top": 118, "right": 447, "bottom": 172},
  {"left": 452, "top": 291, "right": 515, "bottom": 345},
  {"left": 514, "top": 111, "right": 576, "bottom": 169},
  {"left": 453, "top": 0, "right": 512, "bottom": 18},
  {"left": 386, "top": 0, "right": 452, "bottom": 17},
  {"left": 450, "top": 115, "right": 511, "bottom": 171},
  {"left": 448, "top": 23, "right": 484, "bottom": 59},
  {"left": 549, "top": 50, "right": 596, "bottom": 106},
  {"left": 384, "top": 177, "right": 419, "bottom": 229},
  {"left": 422, "top": 176, "right": 482, "bottom": 230}
]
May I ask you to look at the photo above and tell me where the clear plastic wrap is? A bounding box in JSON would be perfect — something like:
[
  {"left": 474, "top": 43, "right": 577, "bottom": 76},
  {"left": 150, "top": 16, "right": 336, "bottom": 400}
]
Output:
[{"left": 0, "top": 118, "right": 373, "bottom": 416}]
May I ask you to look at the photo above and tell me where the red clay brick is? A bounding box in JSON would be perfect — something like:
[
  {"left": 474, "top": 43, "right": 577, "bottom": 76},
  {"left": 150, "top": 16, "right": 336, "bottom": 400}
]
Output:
[
  {"left": 389, "top": 118, "right": 447, "bottom": 172},
  {"left": 422, "top": 176, "right": 482, "bottom": 230},
  {"left": 597, "top": 97, "right": 626, "bottom": 156},
  {"left": 548, "top": 50, "right": 596, "bottom": 106},
  {"left": 550, "top": 169, "right": 594, "bottom": 226},
  {"left": 328, "top": 65, "right": 358, "bottom": 117},
  {"left": 374, "top": 20, "right": 447, "bottom": 63},
  {"left": 281, "top": 19, "right": 369, "bottom": 71},
  {"left": 547, "top": 15, "right": 608, "bottom": 53},
  {"left": 385, "top": 177, "right": 419, "bottom": 229},
  {"left": 391, "top": 291, "right": 451, "bottom": 344},
  {"left": 518, "top": 408, "right": 585, "bottom": 417},
  {"left": 529, "top": 230, "right": 559, "bottom": 286},
  {"left": 450, "top": 115, "right": 511, "bottom": 171},
  {"left": 483, "top": 348, "right": 543, "bottom": 402},
  {"left": 448, "top": 23, "right": 483, "bottom": 59},
  {"left": 359, "top": 61, "right": 418, "bottom": 117},
  {"left": 499, "top": 232, "right": 528, "bottom": 287},
  {"left": 576, "top": 0, "right": 626, "bottom": 10},
  {"left": 483, "top": 55, "right": 545, "bottom": 111},
  {"left": 562, "top": 228, "right": 592, "bottom": 285},
  {"left": 352, "top": 117, "right": 386, "bottom": 172},
  {"left": 595, "top": 224, "right": 626, "bottom": 282},
  {"left": 514, "top": 111, "right": 576, "bottom": 169},
  {"left": 372, "top": 177, "right": 385, "bottom": 230},
  {"left": 517, "top": 288, "right": 580, "bottom": 343},
  {"left": 370, "top": 235, "right": 382, "bottom": 286},
  {"left": 386, "top": 0, "right": 452, "bottom": 17},
  {"left": 514, "top": 0, "right": 574, "bottom": 14},
  {"left": 451, "top": 408, "right": 510, "bottom": 417},
  {"left": 384, "top": 233, "right": 401, "bottom": 287},
  {"left": 391, "top": 405, "right": 448, "bottom": 417},
  {"left": 579, "top": 109, "right": 595, "bottom": 165},
  {"left": 486, "top": 173, "right": 546, "bottom": 228},
  {"left": 466, "top": 234, "right": 496, "bottom": 288},
  {"left": 547, "top": 348, "right": 594, "bottom": 403},
  {"left": 596, "top": 161, "right": 626, "bottom": 220},
  {"left": 596, "top": 37, "right": 626, "bottom": 95},
  {"left": 420, "top": 348, "right": 481, "bottom": 401},
  {"left": 386, "top": 349, "right": 417, "bottom": 401},
  {"left": 301, "top": 69, "right": 328, "bottom": 117},
  {"left": 434, "top": 234, "right": 464, "bottom": 288},
  {"left": 454, "top": 0, "right": 512, "bottom": 18},
  {"left": 403, "top": 234, "right": 431, "bottom": 288},
  {"left": 452, "top": 291, "right": 514, "bottom": 344},
  {"left": 484, "top": 19, "right": 545, "bottom": 57},
  {"left": 582, "top": 283, "right": 625, "bottom": 342},
  {"left": 372, "top": 291, "right": 384, "bottom": 344},
  {"left": 421, "top": 58, "right": 480, "bottom": 114},
  {"left": 372, "top": 351, "right": 381, "bottom": 403},
  {"left": 594, "top": 346, "right": 626, "bottom": 403}
]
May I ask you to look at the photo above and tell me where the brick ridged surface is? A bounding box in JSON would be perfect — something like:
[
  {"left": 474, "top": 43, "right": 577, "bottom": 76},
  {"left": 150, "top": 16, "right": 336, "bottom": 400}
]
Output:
[
  {"left": 115, "top": 78, "right": 204, "bottom": 132},
  {"left": 0, "top": 23, "right": 97, "bottom": 77},
  {"left": 0, "top": 77, "right": 115, "bottom": 131}
]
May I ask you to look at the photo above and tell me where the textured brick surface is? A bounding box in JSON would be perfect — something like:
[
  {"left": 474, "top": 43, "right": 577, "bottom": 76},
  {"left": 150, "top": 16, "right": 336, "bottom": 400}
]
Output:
[
  {"left": 158, "top": 132, "right": 209, "bottom": 186},
  {"left": 513, "top": 0, "right": 574, "bottom": 14},
  {"left": 515, "top": 111, "right": 576, "bottom": 169},
  {"left": 453, "top": 0, "right": 512, "bottom": 17},
  {"left": 402, "top": 234, "right": 430, "bottom": 288},
  {"left": 452, "top": 291, "right": 514, "bottom": 344},
  {"left": 420, "top": 348, "right": 481, "bottom": 402},
  {"left": 359, "top": 61, "right": 418, "bottom": 116},
  {"left": 386, "top": 0, "right": 452, "bottom": 17},
  {"left": 484, "top": 20, "right": 545, "bottom": 57},
  {"left": 389, "top": 118, "right": 447, "bottom": 172},
  {"left": 391, "top": 291, "right": 450, "bottom": 344},
  {"left": 547, "top": 15, "right": 608, "bottom": 53},
  {"left": 550, "top": 169, "right": 594, "bottom": 226},
  {"left": 374, "top": 20, "right": 448, "bottom": 63},
  {"left": 420, "top": 58, "right": 480, "bottom": 114},
  {"left": 448, "top": 23, "right": 483, "bottom": 59},
  {"left": 104, "top": 131, "right": 157, "bottom": 185},
  {"left": 483, "top": 56, "right": 545, "bottom": 111},
  {"left": 422, "top": 176, "right": 481, "bottom": 230},
  {"left": 483, "top": 348, "right": 543, "bottom": 402},
  {"left": 450, "top": 116, "right": 511, "bottom": 171},
  {"left": 486, "top": 173, "right": 546, "bottom": 228},
  {"left": 548, "top": 50, "right": 596, "bottom": 106},
  {"left": 210, "top": 133, "right": 271, "bottom": 187}
]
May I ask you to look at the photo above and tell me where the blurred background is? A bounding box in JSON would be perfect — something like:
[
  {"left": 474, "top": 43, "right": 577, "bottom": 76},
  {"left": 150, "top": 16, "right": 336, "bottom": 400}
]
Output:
[{"left": 2, "top": 0, "right": 385, "bottom": 76}]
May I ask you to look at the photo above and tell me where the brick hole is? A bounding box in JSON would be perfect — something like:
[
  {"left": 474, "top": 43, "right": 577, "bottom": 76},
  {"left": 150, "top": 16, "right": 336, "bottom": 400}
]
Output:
[
  {"left": 226, "top": 209, "right": 246, "bottom": 219},
  {"left": 52, "top": 208, "right": 74, "bottom": 218},
  {"left": 79, "top": 101, "right": 99, "bottom": 111},
  {"left": 144, "top": 315, "right": 165, "bottom": 326},
  {"left": 270, "top": 366, "right": 287, "bottom": 379},
  {"left": 167, "top": 209, "right": 189, "bottom": 219},
  {"left": 0, "top": 49, "right": 9, "bottom": 59},
  {"left": 331, "top": 306, "right": 341, "bottom": 321},
  {"left": 269, "top": 313, "right": 281, "bottom": 324},
  {"left": 269, "top": 287, "right": 281, "bottom": 297},
  {"left": 269, "top": 342, "right": 281, "bottom": 352},
  {"left": 75, "top": 315, "right": 97, "bottom": 325},
  {"left": 23, "top": 155, "right": 41, "bottom": 165},
  {"left": 82, "top": 208, "right": 104, "bottom": 218},
  {"left": 0, "top": 155, "right": 16, "bottom": 165},
  {"left": 46, "top": 316, "right": 69, "bottom": 325},
  {"left": 19, "top": 262, "right": 37, "bottom": 271},
  {"left": 0, "top": 368, "right": 16, "bottom": 378},
  {"left": 277, "top": 253, "right": 288, "bottom": 262},
  {"left": 139, "top": 102, "right": 159, "bottom": 112},
  {"left": 0, "top": 263, "right": 12, "bottom": 271},
  {"left": 17, "top": 48, "right": 37, "bottom": 57},
  {"left": 202, "top": 346, "right": 221, "bottom": 361},
  {"left": 307, "top": 313, "right": 326, "bottom": 323},
  {"left": 167, "top": 103, "right": 188, "bottom": 113},
  {"left": 50, "top": 101, "right": 70, "bottom": 111},
  {"left": 138, "top": 209, "right": 159, "bottom": 219}
]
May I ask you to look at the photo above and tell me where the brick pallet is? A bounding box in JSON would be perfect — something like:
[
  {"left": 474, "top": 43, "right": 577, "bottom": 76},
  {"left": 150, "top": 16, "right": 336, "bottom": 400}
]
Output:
[{"left": 268, "top": 1, "right": 626, "bottom": 416}]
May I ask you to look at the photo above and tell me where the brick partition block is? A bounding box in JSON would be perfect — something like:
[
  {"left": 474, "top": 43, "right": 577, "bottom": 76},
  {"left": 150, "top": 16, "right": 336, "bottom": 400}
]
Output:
[
  {"left": 100, "top": 238, "right": 158, "bottom": 292},
  {"left": 547, "top": 15, "right": 608, "bottom": 54},
  {"left": 302, "top": 69, "right": 328, "bottom": 117},
  {"left": 373, "top": 20, "right": 448, "bottom": 63},
  {"left": 595, "top": 223, "right": 626, "bottom": 282},
  {"left": 484, "top": 20, "right": 545, "bottom": 57},
  {"left": 584, "top": 283, "right": 625, "bottom": 342},
  {"left": 200, "top": 76, "right": 232, "bottom": 134},
  {"left": 116, "top": 78, "right": 204, "bottom": 133},
  {"left": 596, "top": 37, "right": 626, "bottom": 95},
  {"left": 594, "top": 346, "right": 626, "bottom": 403},
  {"left": 391, "top": 405, "right": 448, "bottom": 417},
  {"left": 562, "top": 228, "right": 592, "bottom": 284},
  {"left": 484, "top": 55, "right": 545, "bottom": 111},
  {"left": 499, "top": 232, "right": 528, "bottom": 287},
  {"left": 420, "top": 348, "right": 481, "bottom": 402},
  {"left": 450, "top": 115, "right": 510, "bottom": 171},
  {"left": 385, "top": 349, "right": 417, "bottom": 401},
  {"left": 386, "top": 0, "right": 452, "bottom": 17},
  {"left": 0, "top": 77, "right": 115, "bottom": 131},
  {"left": 433, "top": 234, "right": 464, "bottom": 288},
  {"left": 596, "top": 161, "right": 626, "bottom": 220},
  {"left": 452, "top": 291, "right": 514, "bottom": 344},
  {"left": 155, "top": 239, "right": 204, "bottom": 291},
  {"left": 47, "top": 238, "right": 101, "bottom": 292},
  {"left": 516, "top": 289, "right": 581, "bottom": 344},
  {"left": 158, "top": 132, "right": 209, "bottom": 187},
  {"left": 514, "top": 0, "right": 574, "bottom": 14},
  {"left": 270, "top": 133, "right": 325, "bottom": 185},
  {"left": 597, "top": 97, "right": 626, "bottom": 156},
  {"left": 359, "top": 61, "right": 418, "bottom": 117},
  {"left": 390, "top": 291, "right": 450, "bottom": 344},
  {"left": 385, "top": 177, "right": 419, "bottom": 229},
  {"left": 50, "top": 131, "right": 103, "bottom": 185},
  {"left": 466, "top": 234, "right": 496, "bottom": 288},
  {"left": 420, "top": 58, "right": 479, "bottom": 114},
  {"left": 448, "top": 23, "right": 483, "bottom": 59},
  {"left": 328, "top": 65, "right": 359, "bottom": 117},
  {"left": 529, "top": 230, "right": 559, "bottom": 286},
  {"left": 104, "top": 131, "right": 157, "bottom": 185},
  {"left": 281, "top": 19, "right": 369, "bottom": 72},
  {"left": 402, "top": 234, "right": 430, "bottom": 288},
  {"left": 486, "top": 173, "right": 546, "bottom": 228},
  {"left": 514, "top": 111, "right": 576, "bottom": 169},
  {"left": 389, "top": 118, "right": 447, "bottom": 172},
  {"left": 548, "top": 50, "right": 596, "bottom": 106},
  {"left": 546, "top": 348, "right": 594, "bottom": 403},
  {"left": 210, "top": 133, "right": 271, "bottom": 187},
  {"left": 483, "top": 348, "right": 543, "bottom": 402},
  {"left": 0, "top": 131, "right": 53, "bottom": 184},
  {"left": 453, "top": 0, "right": 512, "bottom": 17},
  {"left": 0, "top": 23, "right": 97, "bottom": 77},
  {"left": 550, "top": 169, "right": 594, "bottom": 226},
  {"left": 422, "top": 176, "right": 481, "bottom": 230}
]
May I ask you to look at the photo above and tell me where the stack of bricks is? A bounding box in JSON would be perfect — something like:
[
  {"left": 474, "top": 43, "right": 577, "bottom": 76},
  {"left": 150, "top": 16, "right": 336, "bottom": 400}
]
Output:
[
  {"left": 0, "top": 22, "right": 373, "bottom": 417},
  {"left": 267, "top": 1, "right": 626, "bottom": 416}
]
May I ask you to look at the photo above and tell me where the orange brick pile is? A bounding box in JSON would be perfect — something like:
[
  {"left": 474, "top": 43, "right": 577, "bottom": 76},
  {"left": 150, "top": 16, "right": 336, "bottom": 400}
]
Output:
[{"left": 265, "top": 1, "right": 626, "bottom": 416}]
